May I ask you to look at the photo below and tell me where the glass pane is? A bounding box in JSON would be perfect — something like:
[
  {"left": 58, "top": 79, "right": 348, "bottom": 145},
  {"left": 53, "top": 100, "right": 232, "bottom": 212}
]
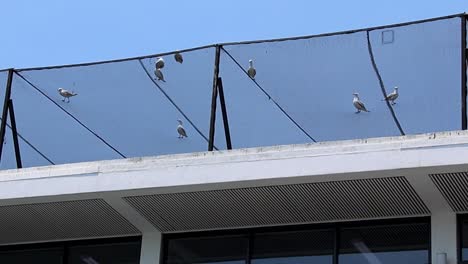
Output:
[
  {"left": 11, "top": 47, "right": 216, "bottom": 167},
  {"left": 0, "top": 248, "right": 63, "bottom": 264},
  {"left": 166, "top": 235, "right": 248, "bottom": 264},
  {"left": 369, "top": 17, "right": 462, "bottom": 134},
  {"left": 462, "top": 217, "right": 468, "bottom": 260},
  {"left": 252, "top": 229, "right": 333, "bottom": 264},
  {"left": 339, "top": 222, "right": 429, "bottom": 264},
  {"left": 68, "top": 241, "right": 141, "bottom": 264}
]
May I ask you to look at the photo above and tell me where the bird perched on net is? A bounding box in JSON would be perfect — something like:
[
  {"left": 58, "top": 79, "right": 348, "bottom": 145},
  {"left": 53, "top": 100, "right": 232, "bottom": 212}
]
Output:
[
  {"left": 177, "top": 119, "right": 188, "bottom": 138},
  {"left": 155, "top": 57, "right": 165, "bottom": 69},
  {"left": 58, "top": 88, "right": 78, "bottom": 103},
  {"left": 154, "top": 68, "right": 166, "bottom": 82},
  {"left": 353, "top": 93, "right": 370, "bottom": 113},
  {"left": 174, "top": 52, "right": 183, "bottom": 64},
  {"left": 382, "top": 86, "right": 399, "bottom": 105},
  {"left": 247, "top": 59, "right": 256, "bottom": 80}
]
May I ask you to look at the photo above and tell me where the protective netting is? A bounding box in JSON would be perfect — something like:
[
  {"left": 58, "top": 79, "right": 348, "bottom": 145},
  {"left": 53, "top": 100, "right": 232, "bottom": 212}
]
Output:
[{"left": 0, "top": 15, "right": 465, "bottom": 169}]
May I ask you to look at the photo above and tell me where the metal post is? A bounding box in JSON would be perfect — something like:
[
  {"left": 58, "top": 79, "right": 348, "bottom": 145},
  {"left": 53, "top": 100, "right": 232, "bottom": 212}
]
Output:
[
  {"left": 462, "top": 16, "right": 467, "bottom": 130},
  {"left": 0, "top": 69, "right": 14, "bottom": 161},
  {"left": 333, "top": 226, "right": 340, "bottom": 264},
  {"left": 208, "top": 45, "right": 221, "bottom": 151},
  {"left": 8, "top": 100, "right": 22, "bottom": 168},
  {"left": 217, "top": 77, "right": 232, "bottom": 149}
]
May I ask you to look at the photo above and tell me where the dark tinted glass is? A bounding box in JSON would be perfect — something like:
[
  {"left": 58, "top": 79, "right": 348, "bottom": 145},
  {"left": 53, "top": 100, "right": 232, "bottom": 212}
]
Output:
[
  {"left": 252, "top": 229, "right": 333, "bottom": 264},
  {"left": 68, "top": 241, "right": 141, "bottom": 264},
  {"left": 339, "top": 223, "right": 429, "bottom": 264},
  {"left": 462, "top": 218, "right": 468, "bottom": 260},
  {"left": 166, "top": 235, "right": 248, "bottom": 264},
  {"left": 0, "top": 248, "right": 63, "bottom": 264}
]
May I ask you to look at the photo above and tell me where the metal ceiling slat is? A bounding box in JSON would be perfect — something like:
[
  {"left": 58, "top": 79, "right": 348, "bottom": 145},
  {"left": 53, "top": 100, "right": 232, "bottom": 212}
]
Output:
[{"left": 430, "top": 172, "right": 468, "bottom": 212}]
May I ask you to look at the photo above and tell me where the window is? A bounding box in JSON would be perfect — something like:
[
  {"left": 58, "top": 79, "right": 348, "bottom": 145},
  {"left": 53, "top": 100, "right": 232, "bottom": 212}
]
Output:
[
  {"left": 461, "top": 216, "right": 468, "bottom": 261},
  {"left": 165, "top": 235, "right": 248, "bottom": 264},
  {"left": 0, "top": 248, "right": 63, "bottom": 264},
  {"left": 339, "top": 223, "right": 429, "bottom": 264},
  {"left": 0, "top": 237, "right": 141, "bottom": 264},
  {"left": 164, "top": 219, "right": 429, "bottom": 264},
  {"left": 252, "top": 229, "right": 333, "bottom": 264}
]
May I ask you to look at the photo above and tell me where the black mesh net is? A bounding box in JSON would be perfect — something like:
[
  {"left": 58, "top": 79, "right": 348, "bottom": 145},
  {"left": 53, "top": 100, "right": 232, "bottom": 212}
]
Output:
[{"left": 0, "top": 15, "right": 465, "bottom": 168}]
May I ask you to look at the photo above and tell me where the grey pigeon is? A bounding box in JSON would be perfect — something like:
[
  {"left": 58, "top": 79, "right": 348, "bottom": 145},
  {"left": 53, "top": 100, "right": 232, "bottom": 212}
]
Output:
[
  {"left": 155, "top": 57, "right": 165, "bottom": 69},
  {"left": 247, "top": 59, "right": 256, "bottom": 80},
  {"left": 58, "top": 88, "right": 77, "bottom": 103},
  {"left": 383, "top": 86, "right": 399, "bottom": 105},
  {"left": 353, "top": 93, "right": 370, "bottom": 113},
  {"left": 174, "top": 52, "right": 183, "bottom": 64},
  {"left": 154, "top": 68, "right": 166, "bottom": 82},
  {"left": 177, "top": 119, "right": 187, "bottom": 138}
]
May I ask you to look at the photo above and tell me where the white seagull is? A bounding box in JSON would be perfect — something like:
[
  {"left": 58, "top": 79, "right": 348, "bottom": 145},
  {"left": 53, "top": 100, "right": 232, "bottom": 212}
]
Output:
[
  {"left": 383, "top": 86, "right": 399, "bottom": 105},
  {"left": 155, "top": 57, "right": 165, "bottom": 69},
  {"left": 177, "top": 119, "right": 188, "bottom": 138},
  {"left": 58, "top": 88, "right": 78, "bottom": 103},
  {"left": 353, "top": 93, "right": 370, "bottom": 113},
  {"left": 174, "top": 52, "right": 183, "bottom": 64},
  {"left": 154, "top": 68, "right": 166, "bottom": 82},
  {"left": 247, "top": 59, "right": 256, "bottom": 80}
]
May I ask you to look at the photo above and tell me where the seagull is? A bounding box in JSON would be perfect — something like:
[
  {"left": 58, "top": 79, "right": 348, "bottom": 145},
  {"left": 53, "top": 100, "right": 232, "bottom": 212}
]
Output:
[
  {"left": 155, "top": 57, "right": 165, "bottom": 69},
  {"left": 174, "top": 52, "right": 183, "bottom": 64},
  {"left": 58, "top": 88, "right": 78, "bottom": 103},
  {"left": 177, "top": 119, "right": 188, "bottom": 138},
  {"left": 154, "top": 68, "right": 166, "bottom": 82},
  {"left": 247, "top": 59, "right": 256, "bottom": 80},
  {"left": 382, "top": 86, "right": 399, "bottom": 105},
  {"left": 353, "top": 93, "right": 370, "bottom": 113}
]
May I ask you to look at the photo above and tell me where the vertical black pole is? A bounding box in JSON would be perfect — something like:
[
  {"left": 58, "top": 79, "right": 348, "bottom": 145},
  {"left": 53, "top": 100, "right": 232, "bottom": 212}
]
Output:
[
  {"left": 208, "top": 45, "right": 221, "bottom": 151},
  {"left": 217, "top": 77, "right": 232, "bottom": 149},
  {"left": 462, "top": 16, "right": 467, "bottom": 130},
  {"left": 0, "top": 69, "right": 14, "bottom": 161},
  {"left": 8, "top": 99, "right": 22, "bottom": 168}
]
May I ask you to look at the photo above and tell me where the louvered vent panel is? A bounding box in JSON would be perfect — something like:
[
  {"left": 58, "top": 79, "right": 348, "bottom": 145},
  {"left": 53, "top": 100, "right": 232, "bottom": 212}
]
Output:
[
  {"left": 125, "top": 177, "right": 429, "bottom": 232},
  {"left": 0, "top": 199, "right": 140, "bottom": 245},
  {"left": 430, "top": 172, "right": 468, "bottom": 212}
]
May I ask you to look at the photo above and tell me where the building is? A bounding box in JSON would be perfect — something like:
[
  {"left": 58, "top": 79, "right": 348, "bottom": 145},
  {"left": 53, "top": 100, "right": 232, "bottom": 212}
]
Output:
[{"left": 0, "top": 14, "right": 466, "bottom": 264}]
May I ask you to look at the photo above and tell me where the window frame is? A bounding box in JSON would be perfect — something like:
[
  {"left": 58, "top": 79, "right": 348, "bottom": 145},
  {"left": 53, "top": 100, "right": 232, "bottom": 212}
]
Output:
[{"left": 162, "top": 217, "right": 430, "bottom": 264}]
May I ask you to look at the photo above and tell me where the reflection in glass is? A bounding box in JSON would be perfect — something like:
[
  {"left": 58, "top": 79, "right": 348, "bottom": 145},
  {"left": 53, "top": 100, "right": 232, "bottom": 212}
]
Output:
[
  {"left": 339, "top": 223, "right": 429, "bottom": 264},
  {"left": 0, "top": 248, "right": 63, "bottom": 264},
  {"left": 68, "top": 241, "right": 141, "bottom": 264},
  {"left": 252, "top": 229, "right": 333, "bottom": 264},
  {"left": 165, "top": 235, "right": 247, "bottom": 264}
]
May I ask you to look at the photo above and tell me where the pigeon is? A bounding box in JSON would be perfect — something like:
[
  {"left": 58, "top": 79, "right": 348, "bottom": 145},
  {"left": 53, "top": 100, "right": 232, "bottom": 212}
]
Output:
[
  {"left": 353, "top": 93, "right": 370, "bottom": 113},
  {"left": 174, "top": 52, "right": 183, "bottom": 64},
  {"left": 58, "top": 88, "right": 78, "bottom": 103},
  {"left": 382, "top": 86, "right": 399, "bottom": 105},
  {"left": 247, "top": 59, "right": 256, "bottom": 80},
  {"left": 155, "top": 57, "right": 165, "bottom": 69},
  {"left": 177, "top": 119, "right": 188, "bottom": 138},
  {"left": 154, "top": 68, "right": 166, "bottom": 82}
]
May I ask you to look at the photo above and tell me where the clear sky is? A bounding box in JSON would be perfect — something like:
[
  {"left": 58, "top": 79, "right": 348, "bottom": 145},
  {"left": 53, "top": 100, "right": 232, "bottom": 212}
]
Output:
[{"left": 0, "top": 0, "right": 466, "bottom": 69}]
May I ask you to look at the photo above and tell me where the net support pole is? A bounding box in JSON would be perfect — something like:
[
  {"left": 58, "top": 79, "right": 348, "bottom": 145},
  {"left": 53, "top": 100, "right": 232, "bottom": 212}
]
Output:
[
  {"left": 217, "top": 77, "right": 232, "bottom": 149},
  {"left": 0, "top": 69, "right": 14, "bottom": 161},
  {"left": 208, "top": 45, "right": 221, "bottom": 151},
  {"left": 8, "top": 99, "right": 22, "bottom": 168},
  {"left": 462, "top": 15, "right": 467, "bottom": 130}
]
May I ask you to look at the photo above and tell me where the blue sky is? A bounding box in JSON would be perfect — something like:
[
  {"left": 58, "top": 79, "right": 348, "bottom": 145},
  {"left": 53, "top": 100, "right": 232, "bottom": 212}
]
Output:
[{"left": 0, "top": 0, "right": 466, "bottom": 69}]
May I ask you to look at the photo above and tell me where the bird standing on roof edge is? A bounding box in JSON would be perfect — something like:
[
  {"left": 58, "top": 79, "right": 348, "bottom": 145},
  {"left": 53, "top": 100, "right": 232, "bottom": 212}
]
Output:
[
  {"left": 58, "top": 88, "right": 78, "bottom": 103},
  {"left": 174, "top": 53, "right": 183, "bottom": 64},
  {"left": 353, "top": 93, "right": 370, "bottom": 113},
  {"left": 247, "top": 59, "right": 256, "bottom": 80},
  {"left": 383, "top": 86, "right": 399, "bottom": 105},
  {"left": 177, "top": 119, "right": 188, "bottom": 138}
]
